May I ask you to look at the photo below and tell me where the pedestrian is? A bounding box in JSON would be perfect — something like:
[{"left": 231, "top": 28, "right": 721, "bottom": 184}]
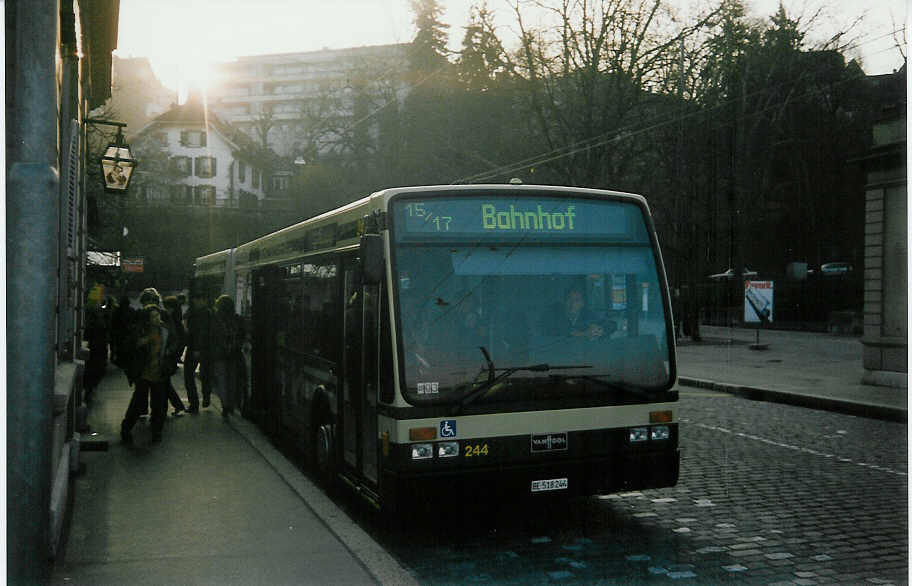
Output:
[
  {"left": 163, "top": 295, "right": 188, "bottom": 416},
  {"left": 176, "top": 292, "right": 187, "bottom": 324},
  {"left": 211, "top": 294, "right": 244, "bottom": 418},
  {"left": 123, "top": 287, "right": 186, "bottom": 416},
  {"left": 120, "top": 303, "right": 182, "bottom": 444},
  {"left": 183, "top": 289, "right": 213, "bottom": 413},
  {"left": 111, "top": 295, "right": 134, "bottom": 368},
  {"left": 83, "top": 300, "right": 108, "bottom": 404}
]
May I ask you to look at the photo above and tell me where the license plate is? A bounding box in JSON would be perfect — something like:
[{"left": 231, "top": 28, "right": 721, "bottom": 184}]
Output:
[{"left": 531, "top": 477, "right": 568, "bottom": 492}]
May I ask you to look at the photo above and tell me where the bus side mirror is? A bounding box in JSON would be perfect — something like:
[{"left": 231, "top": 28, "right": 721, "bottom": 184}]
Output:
[{"left": 360, "top": 234, "right": 384, "bottom": 283}]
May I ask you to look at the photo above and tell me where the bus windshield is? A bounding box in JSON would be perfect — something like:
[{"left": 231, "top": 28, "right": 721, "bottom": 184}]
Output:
[{"left": 392, "top": 195, "right": 673, "bottom": 407}]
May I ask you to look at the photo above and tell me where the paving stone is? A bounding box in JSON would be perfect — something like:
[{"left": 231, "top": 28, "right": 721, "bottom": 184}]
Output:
[
  {"left": 728, "top": 549, "right": 763, "bottom": 558},
  {"left": 765, "top": 552, "right": 795, "bottom": 560},
  {"left": 667, "top": 570, "right": 697, "bottom": 579},
  {"left": 736, "top": 535, "right": 767, "bottom": 543}
]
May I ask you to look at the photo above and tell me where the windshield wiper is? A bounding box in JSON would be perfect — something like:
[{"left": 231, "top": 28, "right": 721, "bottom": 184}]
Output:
[{"left": 454, "top": 347, "right": 590, "bottom": 413}]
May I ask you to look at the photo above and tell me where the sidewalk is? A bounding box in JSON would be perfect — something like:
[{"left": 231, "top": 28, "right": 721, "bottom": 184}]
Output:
[
  {"left": 51, "top": 366, "right": 418, "bottom": 586},
  {"left": 675, "top": 325, "right": 908, "bottom": 422}
]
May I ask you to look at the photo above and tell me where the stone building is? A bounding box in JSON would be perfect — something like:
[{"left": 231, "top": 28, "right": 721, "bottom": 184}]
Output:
[{"left": 859, "top": 65, "right": 907, "bottom": 387}]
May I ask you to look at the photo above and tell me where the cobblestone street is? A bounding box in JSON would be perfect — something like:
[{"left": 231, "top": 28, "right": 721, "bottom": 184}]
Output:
[{"left": 378, "top": 388, "right": 908, "bottom": 584}]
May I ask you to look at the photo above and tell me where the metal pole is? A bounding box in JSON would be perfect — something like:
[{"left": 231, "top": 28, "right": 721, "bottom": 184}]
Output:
[{"left": 7, "top": 0, "right": 61, "bottom": 583}]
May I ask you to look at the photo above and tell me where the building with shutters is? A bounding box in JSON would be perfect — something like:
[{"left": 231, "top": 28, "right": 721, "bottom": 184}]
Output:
[
  {"left": 130, "top": 93, "right": 270, "bottom": 209},
  {"left": 6, "top": 1, "right": 121, "bottom": 580}
]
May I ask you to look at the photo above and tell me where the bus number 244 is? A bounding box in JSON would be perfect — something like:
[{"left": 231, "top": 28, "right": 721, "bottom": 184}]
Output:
[{"left": 465, "top": 443, "right": 489, "bottom": 457}]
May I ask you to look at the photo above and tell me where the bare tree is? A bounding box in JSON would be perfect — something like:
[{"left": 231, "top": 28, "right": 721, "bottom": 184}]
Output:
[{"left": 505, "top": 0, "right": 716, "bottom": 187}]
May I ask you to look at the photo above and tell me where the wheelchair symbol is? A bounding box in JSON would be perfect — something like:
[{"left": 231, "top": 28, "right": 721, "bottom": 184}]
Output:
[{"left": 440, "top": 420, "right": 456, "bottom": 438}]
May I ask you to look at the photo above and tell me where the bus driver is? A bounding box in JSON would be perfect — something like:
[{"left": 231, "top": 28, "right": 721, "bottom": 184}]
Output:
[{"left": 542, "top": 287, "right": 616, "bottom": 341}]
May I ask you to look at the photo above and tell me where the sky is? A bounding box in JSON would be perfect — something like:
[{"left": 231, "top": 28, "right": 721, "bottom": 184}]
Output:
[{"left": 114, "top": 0, "right": 907, "bottom": 95}]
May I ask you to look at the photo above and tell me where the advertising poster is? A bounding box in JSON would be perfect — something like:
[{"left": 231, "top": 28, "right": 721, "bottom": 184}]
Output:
[
  {"left": 122, "top": 257, "right": 144, "bottom": 273},
  {"left": 744, "top": 280, "right": 773, "bottom": 323}
]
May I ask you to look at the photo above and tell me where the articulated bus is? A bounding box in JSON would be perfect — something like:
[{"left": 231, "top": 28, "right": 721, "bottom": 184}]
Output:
[{"left": 193, "top": 184, "right": 679, "bottom": 513}]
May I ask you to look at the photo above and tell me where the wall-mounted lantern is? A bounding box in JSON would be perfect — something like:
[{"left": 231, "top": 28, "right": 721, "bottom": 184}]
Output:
[{"left": 88, "top": 118, "right": 137, "bottom": 192}]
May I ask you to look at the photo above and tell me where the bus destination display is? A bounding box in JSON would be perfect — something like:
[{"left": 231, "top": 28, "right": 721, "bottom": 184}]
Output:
[{"left": 395, "top": 196, "right": 641, "bottom": 240}]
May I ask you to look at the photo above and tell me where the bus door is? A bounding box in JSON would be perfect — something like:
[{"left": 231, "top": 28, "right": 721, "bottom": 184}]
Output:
[
  {"left": 341, "top": 261, "right": 380, "bottom": 485},
  {"left": 252, "top": 266, "right": 282, "bottom": 435}
]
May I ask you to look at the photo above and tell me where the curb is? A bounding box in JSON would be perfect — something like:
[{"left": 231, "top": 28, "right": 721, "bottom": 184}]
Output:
[
  {"left": 226, "top": 415, "right": 420, "bottom": 586},
  {"left": 677, "top": 377, "right": 908, "bottom": 423}
]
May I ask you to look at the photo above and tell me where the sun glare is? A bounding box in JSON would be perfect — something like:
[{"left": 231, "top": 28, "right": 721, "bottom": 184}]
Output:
[{"left": 148, "top": 56, "right": 218, "bottom": 103}]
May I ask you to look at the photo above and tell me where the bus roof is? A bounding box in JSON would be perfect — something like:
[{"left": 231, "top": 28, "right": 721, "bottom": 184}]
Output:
[{"left": 198, "top": 185, "right": 650, "bottom": 272}]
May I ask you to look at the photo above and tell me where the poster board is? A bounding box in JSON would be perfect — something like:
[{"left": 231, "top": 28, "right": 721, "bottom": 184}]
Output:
[{"left": 744, "top": 280, "right": 773, "bottom": 323}]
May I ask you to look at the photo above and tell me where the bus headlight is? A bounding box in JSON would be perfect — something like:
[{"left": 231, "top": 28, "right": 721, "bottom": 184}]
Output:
[
  {"left": 650, "top": 425, "right": 670, "bottom": 441},
  {"left": 437, "top": 442, "right": 460, "bottom": 458},
  {"left": 629, "top": 427, "right": 649, "bottom": 443},
  {"left": 411, "top": 443, "right": 433, "bottom": 460}
]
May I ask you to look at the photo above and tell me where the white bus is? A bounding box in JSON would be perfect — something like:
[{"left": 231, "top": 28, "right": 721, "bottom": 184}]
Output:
[{"left": 193, "top": 184, "right": 679, "bottom": 512}]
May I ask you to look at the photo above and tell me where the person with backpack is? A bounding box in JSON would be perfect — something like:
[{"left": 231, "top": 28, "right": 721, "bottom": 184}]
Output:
[{"left": 120, "top": 302, "right": 183, "bottom": 444}]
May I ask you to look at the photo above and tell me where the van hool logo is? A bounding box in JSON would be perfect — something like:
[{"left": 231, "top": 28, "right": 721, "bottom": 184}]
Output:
[{"left": 531, "top": 433, "right": 568, "bottom": 452}]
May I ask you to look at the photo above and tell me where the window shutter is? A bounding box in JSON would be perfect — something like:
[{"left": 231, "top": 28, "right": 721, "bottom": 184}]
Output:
[
  {"left": 65, "top": 119, "right": 80, "bottom": 257},
  {"left": 211, "top": 157, "right": 217, "bottom": 177},
  {"left": 193, "top": 157, "right": 199, "bottom": 177},
  {"left": 61, "top": 119, "right": 80, "bottom": 350},
  {"left": 200, "top": 131, "right": 207, "bottom": 147},
  {"left": 180, "top": 130, "right": 188, "bottom": 146}
]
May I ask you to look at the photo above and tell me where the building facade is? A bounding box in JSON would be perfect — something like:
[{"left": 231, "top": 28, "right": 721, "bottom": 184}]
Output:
[
  {"left": 6, "top": 1, "right": 120, "bottom": 581},
  {"left": 207, "top": 44, "right": 409, "bottom": 158},
  {"left": 130, "top": 95, "right": 269, "bottom": 209},
  {"left": 860, "top": 67, "right": 907, "bottom": 388}
]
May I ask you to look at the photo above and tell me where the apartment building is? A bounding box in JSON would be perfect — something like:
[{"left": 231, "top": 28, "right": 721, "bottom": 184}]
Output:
[{"left": 207, "top": 44, "right": 409, "bottom": 158}]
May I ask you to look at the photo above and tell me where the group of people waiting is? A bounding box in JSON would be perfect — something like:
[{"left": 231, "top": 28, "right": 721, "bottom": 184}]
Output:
[{"left": 113, "top": 287, "right": 245, "bottom": 445}]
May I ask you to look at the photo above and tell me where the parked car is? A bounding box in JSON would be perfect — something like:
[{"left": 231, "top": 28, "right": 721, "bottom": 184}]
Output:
[
  {"left": 708, "top": 267, "right": 759, "bottom": 280},
  {"left": 820, "top": 262, "right": 853, "bottom": 276}
]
